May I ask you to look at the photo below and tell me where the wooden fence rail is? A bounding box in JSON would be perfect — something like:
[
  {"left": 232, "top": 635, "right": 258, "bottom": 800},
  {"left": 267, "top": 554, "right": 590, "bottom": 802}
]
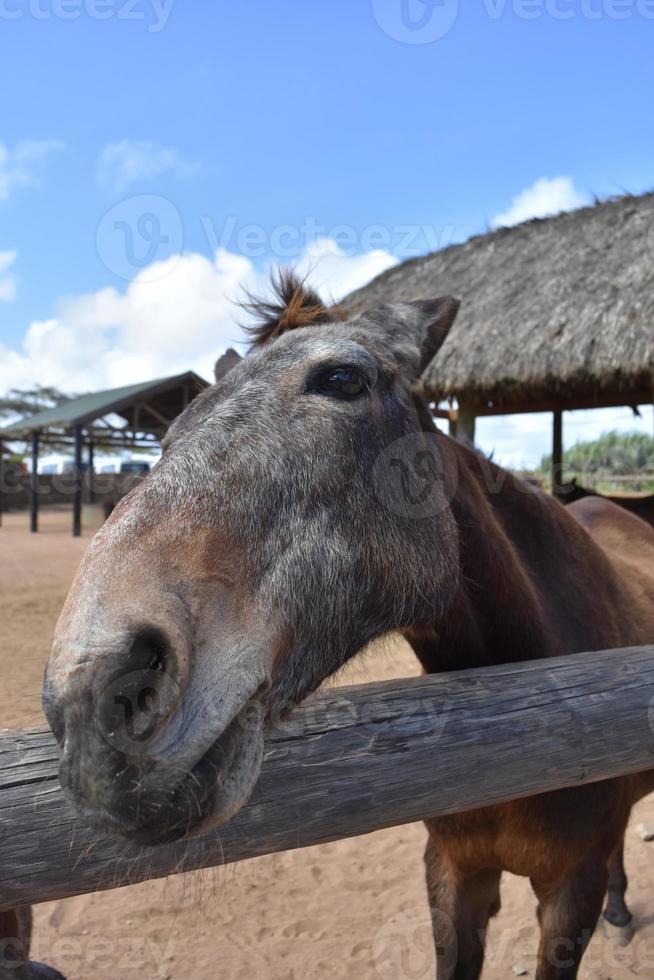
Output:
[{"left": 1, "top": 645, "right": 654, "bottom": 911}]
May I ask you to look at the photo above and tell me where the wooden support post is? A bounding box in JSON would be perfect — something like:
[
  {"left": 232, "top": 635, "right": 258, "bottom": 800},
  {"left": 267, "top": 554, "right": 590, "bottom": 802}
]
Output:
[
  {"left": 30, "top": 431, "right": 39, "bottom": 533},
  {"left": 457, "top": 402, "right": 476, "bottom": 445},
  {"left": 1, "top": 644, "right": 653, "bottom": 911},
  {"left": 552, "top": 409, "right": 563, "bottom": 498},
  {"left": 72, "top": 424, "right": 83, "bottom": 537},
  {"left": 0, "top": 442, "right": 3, "bottom": 528},
  {"left": 88, "top": 441, "right": 95, "bottom": 504}
]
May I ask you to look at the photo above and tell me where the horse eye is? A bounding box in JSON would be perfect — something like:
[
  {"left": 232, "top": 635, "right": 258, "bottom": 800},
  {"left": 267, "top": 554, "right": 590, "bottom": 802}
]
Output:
[{"left": 309, "top": 367, "right": 368, "bottom": 399}]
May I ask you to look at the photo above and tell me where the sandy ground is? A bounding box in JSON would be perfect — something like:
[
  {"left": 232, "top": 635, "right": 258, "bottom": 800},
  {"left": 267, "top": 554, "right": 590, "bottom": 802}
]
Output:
[{"left": 1, "top": 507, "right": 653, "bottom": 980}]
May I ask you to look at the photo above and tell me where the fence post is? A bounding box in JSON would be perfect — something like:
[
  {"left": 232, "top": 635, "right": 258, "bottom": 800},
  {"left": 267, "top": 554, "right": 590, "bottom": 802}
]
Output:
[
  {"left": 30, "top": 431, "right": 39, "bottom": 533},
  {"left": 73, "top": 424, "right": 83, "bottom": 537},
  {"left": 552, "top": 409, "right": 563, "bottom": 498}
]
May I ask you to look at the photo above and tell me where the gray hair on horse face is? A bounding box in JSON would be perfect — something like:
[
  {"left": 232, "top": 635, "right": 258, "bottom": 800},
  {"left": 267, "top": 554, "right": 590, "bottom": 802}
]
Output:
[{"left": 44, "top": 271, "right": 461, "bottom": 845}]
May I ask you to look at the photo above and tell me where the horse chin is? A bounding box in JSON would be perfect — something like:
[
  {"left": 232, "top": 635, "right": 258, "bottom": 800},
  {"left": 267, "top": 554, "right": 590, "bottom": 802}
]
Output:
[
  {"left": 187, "top": 699, "right": 266, "bottom": 836},
  {"left": 71, "top": 700, "right": 265, "bottom": 848}
]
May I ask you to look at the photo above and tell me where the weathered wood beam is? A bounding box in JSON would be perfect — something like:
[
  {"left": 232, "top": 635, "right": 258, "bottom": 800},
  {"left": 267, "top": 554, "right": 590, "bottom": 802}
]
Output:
[
  {"left": 87, "top": 441, "right": 95, "bottom": 504},
  {"left": 1, "top": 645, "right": 653, "bottom": 911},
  {"left": 139, "top": 401, "right": 172, "bottom": 428},
  {"left": 552, "top": 409, "right": 563, "bottom": 498},
  {"left": 457, "top": 402, "right": 476, "bottom": 444},
  {"left": 29, "top": 432, "right": 39, "bottom": 534},
  {"left": 463, "top": 391, "right": 654, "bottom": 417},
  {"left": 72, "top": 424, "right": 83, "bottom": 537}
]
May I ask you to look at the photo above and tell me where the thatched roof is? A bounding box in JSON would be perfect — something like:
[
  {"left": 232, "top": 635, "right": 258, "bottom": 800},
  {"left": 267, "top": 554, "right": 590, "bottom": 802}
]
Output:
[{"left": 344, "top": 192, "right": 654, "bottom": 413}]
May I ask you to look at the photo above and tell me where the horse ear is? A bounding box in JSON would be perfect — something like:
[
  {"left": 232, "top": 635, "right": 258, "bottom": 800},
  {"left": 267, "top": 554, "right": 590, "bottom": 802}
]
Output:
[
  {"left": 355, "top": 294, "right": 460, "bottom": 379},
  {"left": 214, "top": 348, "right": 242, "bottom": 383},
  {"left": 408, "top": 296, "right": 460, "bottom": 372}
]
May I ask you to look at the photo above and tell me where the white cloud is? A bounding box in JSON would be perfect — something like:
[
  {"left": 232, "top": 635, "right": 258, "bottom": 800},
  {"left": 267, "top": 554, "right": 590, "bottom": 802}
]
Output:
[
  {"left": 492, "top": 176, "right": 589, "bottom": 229},
  {"left": 0, "top": 240, "right": 397, "bottom": 396},
  {"left": 295, "top": 237, "right": 398, "bottom": 302},
  {"left": 0, "top": 140, "right": 64, "bottom": 201},
  {"left": 97, "top": 139, "right": 201, "bottom": 193},
  {"left": 4, "top": 237, "right": 649, "bottom": 468},
  {"left": 0, "top": 249, "right": 17, "bottom": 301}
]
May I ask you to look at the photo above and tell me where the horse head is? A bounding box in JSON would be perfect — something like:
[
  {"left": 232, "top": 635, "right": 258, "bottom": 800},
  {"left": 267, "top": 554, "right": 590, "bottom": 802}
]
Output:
[{"left": 43, "top": 271, "right": 461, "bottom": 844}]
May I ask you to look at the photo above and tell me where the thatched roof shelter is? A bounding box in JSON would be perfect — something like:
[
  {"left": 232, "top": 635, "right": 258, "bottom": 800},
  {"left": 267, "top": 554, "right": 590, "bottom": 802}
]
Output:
[{"left": 345, "top": 192, "right": 654, "bottom": 418}]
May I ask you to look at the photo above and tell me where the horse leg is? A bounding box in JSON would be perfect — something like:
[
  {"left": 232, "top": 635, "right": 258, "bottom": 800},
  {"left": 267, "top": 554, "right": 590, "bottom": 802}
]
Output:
[
  {"left": 0, "top": 907, "right": 65, "bottom": 980},
  {"left": 602, "top": 838, "right": 634, "bottom": 944},
  {"left": 1, "top": 907, "right": 32, "bottom": 977},
  {"left": 531, "top": 857, "right": 608, "bottom": 980},
  {"left": 424, "top": 835, "right": 501, "bottom": 980}
]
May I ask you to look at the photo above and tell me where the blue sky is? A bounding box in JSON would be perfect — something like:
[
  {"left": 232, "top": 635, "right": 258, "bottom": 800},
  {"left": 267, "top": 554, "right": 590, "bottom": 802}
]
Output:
[{"left": 1, "top": 1, "right": 653, "bottom": 466}]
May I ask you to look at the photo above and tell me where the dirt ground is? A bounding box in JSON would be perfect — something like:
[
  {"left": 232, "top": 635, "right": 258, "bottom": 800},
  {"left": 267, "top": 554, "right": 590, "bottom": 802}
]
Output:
[{"left": 1, "top": 507, "right": 653, "bottom": 980}]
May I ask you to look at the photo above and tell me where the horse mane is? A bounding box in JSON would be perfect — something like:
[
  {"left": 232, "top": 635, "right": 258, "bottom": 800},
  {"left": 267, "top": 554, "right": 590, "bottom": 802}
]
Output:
[{"left": 242, "top": 269, "right": 340, "bottom": 347}]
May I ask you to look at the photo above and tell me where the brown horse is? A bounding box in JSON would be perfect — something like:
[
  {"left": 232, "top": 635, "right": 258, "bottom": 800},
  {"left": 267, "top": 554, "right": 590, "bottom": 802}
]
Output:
[
  {"left": 560, "top": 478, "right": 654, "bottom": 528},
  {"left": 40, "top": 273, "right": 654, "bottom": 980},
  {"left": 0, "top": 908, "right": 64, "bottom": 979}
]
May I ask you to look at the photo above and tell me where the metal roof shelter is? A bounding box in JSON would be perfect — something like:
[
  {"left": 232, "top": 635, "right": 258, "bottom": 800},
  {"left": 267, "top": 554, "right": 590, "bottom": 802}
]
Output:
[{"left": 0, "top": 371, "right": 208, "bottom": 536}]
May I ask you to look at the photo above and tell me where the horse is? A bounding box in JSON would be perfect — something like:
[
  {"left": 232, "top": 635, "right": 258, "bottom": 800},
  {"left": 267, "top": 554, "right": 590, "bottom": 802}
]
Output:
[
  {"left": 0, "top": 908, "right": 64, "bottom": 979},
  {"left": 559, "top": 478, "right": 654, "bottom": 528},
  {"left": 40, "top": 271, "right": 654, "bottom": 980}
]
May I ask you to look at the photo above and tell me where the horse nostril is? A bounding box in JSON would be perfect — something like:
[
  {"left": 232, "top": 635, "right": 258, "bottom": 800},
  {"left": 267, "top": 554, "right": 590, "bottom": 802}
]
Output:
[
  {"left": 96, "top": 628, "right": 181, "bottom": 755},
  {"left": 129, "top": 627, "right": 170, "bottom": 674}
]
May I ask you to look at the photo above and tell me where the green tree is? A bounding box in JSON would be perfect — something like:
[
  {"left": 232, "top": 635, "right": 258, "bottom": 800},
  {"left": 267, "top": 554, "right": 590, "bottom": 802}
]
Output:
[
  {"left": 0, "top": 386, "right": 81, "bottom": 456},
  {"left": 540, "top": 430, "right": 654, "bottom": 476},
  {"left": 0, "top": 385, "right": 74, "bottom": 420}
]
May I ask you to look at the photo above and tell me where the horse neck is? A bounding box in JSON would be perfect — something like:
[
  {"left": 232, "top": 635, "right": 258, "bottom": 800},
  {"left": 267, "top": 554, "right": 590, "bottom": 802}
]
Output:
[{"left": 407, "top": 435, "right": 626, "bottom": 674}]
